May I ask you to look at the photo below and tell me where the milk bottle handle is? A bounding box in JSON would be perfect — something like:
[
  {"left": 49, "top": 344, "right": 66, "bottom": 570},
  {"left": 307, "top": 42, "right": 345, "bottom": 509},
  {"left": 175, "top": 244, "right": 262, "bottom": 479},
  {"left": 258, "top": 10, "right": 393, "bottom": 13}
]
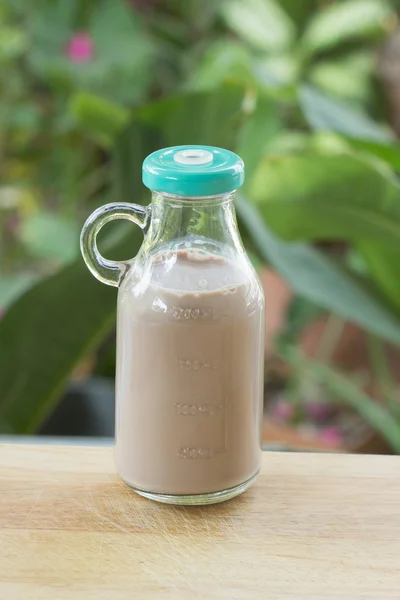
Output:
[{"left": 80, "top": 202, "right": 149, "bottom": 287}]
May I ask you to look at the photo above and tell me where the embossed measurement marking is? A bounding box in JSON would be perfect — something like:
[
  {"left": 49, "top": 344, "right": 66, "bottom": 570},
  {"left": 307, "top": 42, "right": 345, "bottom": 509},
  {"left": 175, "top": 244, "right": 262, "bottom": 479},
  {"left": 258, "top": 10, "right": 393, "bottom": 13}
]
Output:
[
  {"left": 177, "top": 447, "right": 213, "bottom": 459},
  {"left": 177, "top": 358, "right": 218, "bottom": 371},
  {"left": 171, "top": 306, "right": 217, "bottom": 320},
  {"left": 174, "top": 403, "right": 225, "bottom": 416}
]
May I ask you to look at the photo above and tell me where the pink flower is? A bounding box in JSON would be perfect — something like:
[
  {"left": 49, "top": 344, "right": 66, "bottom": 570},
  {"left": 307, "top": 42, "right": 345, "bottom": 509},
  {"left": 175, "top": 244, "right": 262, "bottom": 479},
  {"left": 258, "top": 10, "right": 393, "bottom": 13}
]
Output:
[
  {"left": 273, "top": 399, "right": 295, "bottom": 422},
  {"left": 318, "top": 426, "right": 343, "bottom": 448},
  {"left": 66, "top": 33, "right": 94, "bottom": 63}
]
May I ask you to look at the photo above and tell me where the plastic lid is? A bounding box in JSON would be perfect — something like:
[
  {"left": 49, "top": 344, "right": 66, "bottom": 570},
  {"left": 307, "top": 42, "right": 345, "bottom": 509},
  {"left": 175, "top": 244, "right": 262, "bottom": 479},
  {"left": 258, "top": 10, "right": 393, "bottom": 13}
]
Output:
[{"left": 142, "top": 145, "right": 245, "bottom": 197}]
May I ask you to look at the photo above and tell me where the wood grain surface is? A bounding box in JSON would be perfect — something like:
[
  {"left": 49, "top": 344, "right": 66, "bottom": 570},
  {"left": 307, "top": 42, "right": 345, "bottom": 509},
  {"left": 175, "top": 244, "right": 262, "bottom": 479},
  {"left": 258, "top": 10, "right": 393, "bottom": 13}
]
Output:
[{"left": 0, "top": 444, "right": 399, "bottom": 600}]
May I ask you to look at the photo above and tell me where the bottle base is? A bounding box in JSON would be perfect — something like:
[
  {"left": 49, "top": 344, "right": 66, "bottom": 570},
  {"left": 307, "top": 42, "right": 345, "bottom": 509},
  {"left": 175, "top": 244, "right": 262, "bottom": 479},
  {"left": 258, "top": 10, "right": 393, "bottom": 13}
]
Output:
[{"left": 124, "top": 471, "right": 259, "bottom": 505}]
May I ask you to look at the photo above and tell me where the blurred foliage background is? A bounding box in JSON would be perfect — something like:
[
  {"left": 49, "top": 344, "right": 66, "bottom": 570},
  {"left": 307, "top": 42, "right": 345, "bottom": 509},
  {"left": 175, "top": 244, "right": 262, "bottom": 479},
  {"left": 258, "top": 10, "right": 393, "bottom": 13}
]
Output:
[{"left": 2, "top": 0, "right": 400, "bottom": 451}]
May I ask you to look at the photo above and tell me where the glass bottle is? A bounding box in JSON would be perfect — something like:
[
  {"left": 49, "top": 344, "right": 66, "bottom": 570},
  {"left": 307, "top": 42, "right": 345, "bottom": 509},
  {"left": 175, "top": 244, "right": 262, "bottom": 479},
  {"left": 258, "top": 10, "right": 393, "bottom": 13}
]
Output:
[{"left": 81, "top": 146, "right": 265, "bottom": 504}]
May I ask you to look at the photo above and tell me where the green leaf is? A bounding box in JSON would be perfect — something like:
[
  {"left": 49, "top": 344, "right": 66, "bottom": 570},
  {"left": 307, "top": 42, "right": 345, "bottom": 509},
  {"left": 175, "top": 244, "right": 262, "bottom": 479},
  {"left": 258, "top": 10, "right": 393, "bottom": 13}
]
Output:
[
  {"left": 26, "top": 2, "right": 73, "bottom": 82},
  {"left": 367, "top": 334, "right": 400, "bottom": 419},
  {"left": 237, "top": 95, "right": 281, "bottom": 182},
  {"left": 248, "top": 153, "right": 400, "bottom": 246},
  {"left": 0, "top": 26, "right": 28, "bottom": 60},
  {"left": 113, "top": 85, "right": 247, "bottom": 203},
  {"left": 69, "top": 91, "right": 130, "bottom": 147},
  {"left": 88, "top": 0, "right": 154, "bottom": 103},
  {"left": 299, "top": 85, "right": 393, "bottom": 142},
  {"left": 358, "top": 242, "right": 400, "bottom": 314},
  {"left": 278, "top": 0, "right": 319, "bottom": 32},
  {"left": 0, "top": 234, "right": 140, "bottom": 434},
  {"left": 136, "top": 85, "right": 246, "bottom": 148},
  {"left": 220, "top": 0, "right": 295, "bottom": 53},
  {"left": 301, "top": 0, "right": 393, "bottom": 55},
  {"left": 20, "top": 211, "right": 80, "bottom": 263},
  {"left": 185, "top": 40, "right": 254, "bottom": 91},
  {"left": 261, "top": 132, "right": 310, "bottom": 155},
  {"left": 112, "top": 120, "right": 159, "bottom": 206},
  {"left": 309, "top": 52, "right": 373, "bottom": 103},
  {"left": 346, "top": 139, "right": 400, "bottom": 171},
  {"left": 253, "top": 54, "right": 299, "bottom": 88},
  {"left": 236, "top": 194, "right": 400, "bottom": 346},
  {"left": 0, "top": 273, "right": 38, "bottom": 309},
  {"left": 91, "top": 0, "right": 151, "bottom": 66}
]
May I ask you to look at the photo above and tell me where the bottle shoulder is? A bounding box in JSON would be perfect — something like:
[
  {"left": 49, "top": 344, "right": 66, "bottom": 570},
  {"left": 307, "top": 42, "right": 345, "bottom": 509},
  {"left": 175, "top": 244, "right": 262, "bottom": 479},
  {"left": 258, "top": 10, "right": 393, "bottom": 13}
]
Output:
[{"left": 118, "top": 249, "right": 264, "bottom": 320}]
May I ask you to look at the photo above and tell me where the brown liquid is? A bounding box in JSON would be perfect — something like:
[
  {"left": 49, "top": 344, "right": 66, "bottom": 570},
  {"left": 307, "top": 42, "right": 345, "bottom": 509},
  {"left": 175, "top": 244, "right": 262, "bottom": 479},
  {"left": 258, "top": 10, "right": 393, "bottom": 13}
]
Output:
[{"left": 115, "top": 250, "right": 264, "bottom": 496}]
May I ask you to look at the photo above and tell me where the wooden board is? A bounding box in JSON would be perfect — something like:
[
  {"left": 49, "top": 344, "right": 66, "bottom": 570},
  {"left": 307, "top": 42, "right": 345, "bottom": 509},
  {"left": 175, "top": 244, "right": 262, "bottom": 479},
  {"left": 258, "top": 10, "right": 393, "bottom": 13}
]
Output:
[{"left": 0, "top": 444, "right": 399, "bottom": 599}]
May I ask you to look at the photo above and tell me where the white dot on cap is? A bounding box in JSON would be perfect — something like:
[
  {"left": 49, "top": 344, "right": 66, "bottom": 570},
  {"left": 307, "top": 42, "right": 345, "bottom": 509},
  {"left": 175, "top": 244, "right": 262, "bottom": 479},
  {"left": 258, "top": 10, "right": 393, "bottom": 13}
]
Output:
[{"left": 174, "top": 149, "right": 213, "bottom": 166}]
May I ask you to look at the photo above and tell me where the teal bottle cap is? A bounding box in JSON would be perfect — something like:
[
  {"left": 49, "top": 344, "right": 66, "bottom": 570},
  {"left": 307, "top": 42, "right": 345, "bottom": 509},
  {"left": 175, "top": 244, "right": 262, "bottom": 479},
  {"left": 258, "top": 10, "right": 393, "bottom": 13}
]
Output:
[{"left": 142, "top": 145, "right": 245, "bottom": 197}]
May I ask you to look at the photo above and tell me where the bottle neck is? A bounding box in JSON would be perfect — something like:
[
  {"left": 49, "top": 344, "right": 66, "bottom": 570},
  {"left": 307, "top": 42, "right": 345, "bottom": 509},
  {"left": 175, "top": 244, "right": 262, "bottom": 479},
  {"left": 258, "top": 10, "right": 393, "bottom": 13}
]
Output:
[{"left": 142, "top": 191, "right": 244, "bottom": 258}]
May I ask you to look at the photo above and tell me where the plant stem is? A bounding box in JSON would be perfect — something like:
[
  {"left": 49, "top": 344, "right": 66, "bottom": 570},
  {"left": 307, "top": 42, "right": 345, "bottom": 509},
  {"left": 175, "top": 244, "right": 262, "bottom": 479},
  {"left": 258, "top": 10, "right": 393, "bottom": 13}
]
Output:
[
  {"left": 367, "top": 335, "right": 400, "bottom": 418},
  {"left": 280, "top": 344, "right": 400, "bottom": 453},
  {"left": 316, "top": 313, "right": 345, "bottom": 363}
]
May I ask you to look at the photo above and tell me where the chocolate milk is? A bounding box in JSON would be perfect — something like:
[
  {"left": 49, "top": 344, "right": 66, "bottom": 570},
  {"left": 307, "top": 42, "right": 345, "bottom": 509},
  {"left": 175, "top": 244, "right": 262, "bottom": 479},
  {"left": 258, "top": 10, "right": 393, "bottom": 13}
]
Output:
[{"left": 115, "top": 250, "right": 264, "bottom": 496}]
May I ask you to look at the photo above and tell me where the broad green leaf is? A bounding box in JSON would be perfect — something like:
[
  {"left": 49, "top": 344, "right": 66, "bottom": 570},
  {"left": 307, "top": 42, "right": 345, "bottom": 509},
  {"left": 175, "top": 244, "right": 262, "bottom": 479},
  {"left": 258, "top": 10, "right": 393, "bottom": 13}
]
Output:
[
  {"left": 91, "top": 0, "right": 151, "bottom": 66},
  {"left": 112, "top": 120, "right": 159, "bottom": 206},
  {"left": 0, "top": 273, "right": 38, "bottom": 308},
  {"left": 0, "top": 234, "right": 139, "bottom": 434},
  {"left": 28, "top": 1, "right": 72, "bottom": 47},
  {"left": 20, "top": 211, "right": 80, "bottom": 263},
  {"left": 248, "top": 153, "right": 400, "bottom": 246},
  {"left": 55, "top": 0, "right": 81, "bottom": 25},
  {"left": 0, "top": 26, "right": 28, "bottom": 60},
  {"left": 237, "top": 95, "right": 281, "bottom": 182},
  {"left": 302, "top": 0, "right": 393, "bottom": 55},
  {"left": 299, "top": 85, "right": 393, "bottom": 143},
  {"left": 278, "top": 0, "right": 319, "bottom": 32},
  {"left": 346, "top": 139, "right": 400, "bottom": 171},
  {"left": 70, "top": 91, "right": 130, "bottom": 147},
  {"left": 262, "top": 132, "right": 310, "bottom": 155},
  {"left": 236, "top": 194, "right": 400, "bottom": 347},
  {"left": 308, "top": 131, "right": 350, "bottom": 154},
  {"left": 358, "top": 242, "right": 400, "bottom": 314},
  {"left": 114, "top": 85, "right": 247, "bottom": 203},
  {"left": 220, "top": 0, "right": 295, "bottom": 53},
  {"left": 26, "top": 2, "right": 74, "bottom": 81},
  {"left": 309, "top": 52, "right": 373, "bottom": 103},
  {"left": 88, "top": 0, "right": 154, "bottom": 103},
  {"left": 346, "top": 249, "right": 368, "bottom": 277},
  {"left": 253, "top": 54, "right": 299, "bottom": 88},
  {"left": 185, "top": 40, "right": 254, "bottom": 91},
  {"left": 136, "top": 85, "right": 246, "bottom": 149}
]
